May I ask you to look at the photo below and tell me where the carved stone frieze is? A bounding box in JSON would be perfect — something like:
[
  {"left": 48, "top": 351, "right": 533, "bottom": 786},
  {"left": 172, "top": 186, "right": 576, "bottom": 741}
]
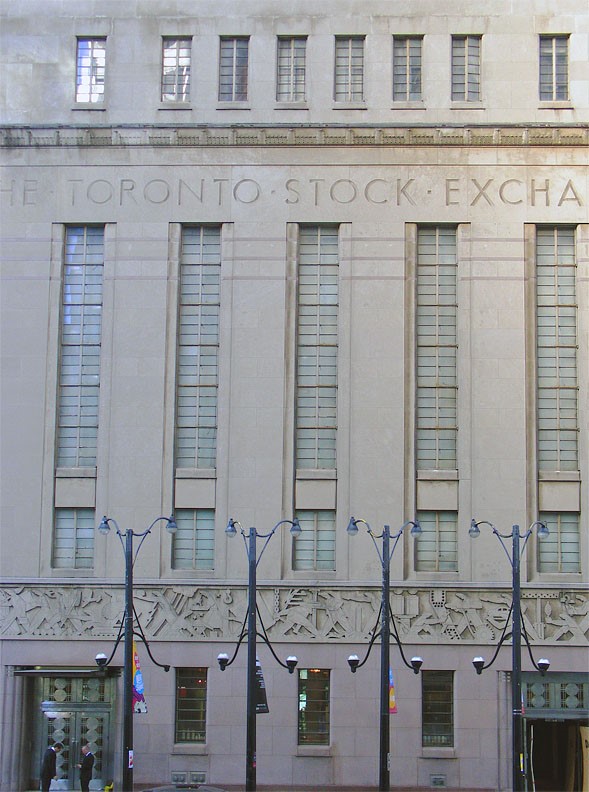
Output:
[{"left": 0, "top": 584, "right": 587, "bottom": 645}]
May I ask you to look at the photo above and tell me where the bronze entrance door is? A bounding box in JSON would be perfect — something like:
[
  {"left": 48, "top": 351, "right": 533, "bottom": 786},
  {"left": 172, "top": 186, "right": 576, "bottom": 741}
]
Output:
[{"left": 35, "top": 675, "right": 114, "bottom": 791}]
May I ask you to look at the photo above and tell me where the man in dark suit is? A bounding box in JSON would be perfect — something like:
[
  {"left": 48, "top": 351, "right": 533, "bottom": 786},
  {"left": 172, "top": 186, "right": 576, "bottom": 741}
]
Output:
[
  {"left": 77, "top": 743, "right": 95, "bottom": 792},
  {"left": 40, "top": 742, "right": 63, "bottom": 792}
]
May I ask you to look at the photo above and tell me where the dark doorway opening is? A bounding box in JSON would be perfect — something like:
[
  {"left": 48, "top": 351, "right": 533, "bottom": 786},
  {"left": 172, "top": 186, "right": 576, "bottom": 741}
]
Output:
[{"left": 527, "top": 719, "right": 585, "bottom": 792}]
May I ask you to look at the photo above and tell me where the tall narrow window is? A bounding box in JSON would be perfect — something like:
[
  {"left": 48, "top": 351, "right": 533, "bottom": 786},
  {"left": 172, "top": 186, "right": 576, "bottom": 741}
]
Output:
[
  {"left": 451, "top": 35, "right": 481, "bottom": 101},
  {"left": 162, "top": 37, "right": 192, "bottom": 102},
  {"left": 416, "top": 511, "right": 457, "bottom": 572},
  {"left": 219, "top": 37, "right": 249, "bottom": 101},
  {"left": 277, "top": 37, "right": 306, "bottom": 102},
  {"left": 422, "top": 670, "right": 454, "bottom": 747},
  {"left": 57, "top": 226, "right": 104, "bottom": 468},
  {"left": 175, "top": 668, "right": 207, "bottom": 743},
  {"left": 296, "top": 226, "right": 338, "bottom": 470},
  {"left": 536, "top": 227, "right": 578, "bottom": 471},
  {"left": 176, "top": 226, "right": 220, "bottom": 469},
  {"left": 539, "top": 35, "right": 569, "bottom": 101},
  {"left": 52, "top": 508, "right": 95, "bottom": 569},
  {"left": 334, "top": 36, "right": 364, "bottom": 102},
  {"left": 416, "top": 227, "right": 457, "bottom": 471},
  {"left": 172, "top": 509, "right": 215, "bottom": 570},
  {"left": 298, "top": 669, "right": 330, "bottom": 745},
  {"left": 293, "top": 510, "right": 335, "bottom": 571},
  {"left": 538, "top": 512, "right": 580, "bottom": 573},
  {"left": 75, "top": 38, "right": 106, "bottom": 103},
  {"left": 393, "top": 36, "right": 422, "bottom": 101}
]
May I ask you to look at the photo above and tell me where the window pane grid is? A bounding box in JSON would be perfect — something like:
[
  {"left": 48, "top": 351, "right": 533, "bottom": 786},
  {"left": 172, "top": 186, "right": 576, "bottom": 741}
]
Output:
[
  {"left": 294, "top": 510, "right": 336, "bottom": 571},
  {"left": 393, "top": 37, "right": 422, "bottom": 101},
  {"left": 172, "top": 509, "right": 215, "bottom": 570},
  {"left": 416, "top": 511, "right": 458, "bottom": 572},
  {"left": 451, "top": 35, "right": 481, "bottom": 101},
  {"left": 334, "top": 37, "right": 364, "bottom": 101},
  {"left": 176, "top": 226, "right": 221, "bottom": 469},
  {"left": 162, "top": 38, "right": 192, "bottom": 102},
  {"left": 416, "top": 228, "right": 458, "bottom": 470},
  {"left": 57, "top": 227, "right": 104, "bottom": 467},
  {"left": 175, "top": 668, "right": 207, "bottom": 743},
  {"left": 53, "top": 508, "right": 95, "bottom": 569},
  {"left": 538, "top": 512, "right": 580, "bottom": 573},
  {"left": 422, "top": 671, "right": 454, "bottom": 747},
  {"left": 298, "top": 669, "right": 330, "bottom": 745},
  {"left": 536, "top": 227, "right": 578, "bottom": 471},
  {"left": 219, "top": 37, "right": 249, "bottom": 101},
  {"left": 76, "top": 38, "right": 106, "bottom": 103},
  {"left": 539, "top": 36, "right": 569, "bottom": 101},
  {"left": 296, "top": 227, "right": 338, "bottom": 469},
  {"left": 277, "top": 37, "right": 306, "bottom": 101}
]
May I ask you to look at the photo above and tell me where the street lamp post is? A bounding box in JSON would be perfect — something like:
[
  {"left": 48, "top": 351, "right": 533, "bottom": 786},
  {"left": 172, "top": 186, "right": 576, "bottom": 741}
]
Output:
[
  {"left": 97, "top": 514, "right": 177, "bottom": 792},
  {"left": 346, "top": 518, "right": 424, "bottom": 792},
  {"left": 217, "top": 517, "right": 301, "bottom": 792},
  {"left": 469, "top": 518, "right": 551, "bottom": 792}
]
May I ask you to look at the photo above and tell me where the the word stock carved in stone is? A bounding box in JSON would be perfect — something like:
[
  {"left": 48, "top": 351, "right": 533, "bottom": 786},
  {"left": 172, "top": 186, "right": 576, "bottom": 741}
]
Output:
[{"left": 0, "top": 584, "right": 587, "bottom": 647}]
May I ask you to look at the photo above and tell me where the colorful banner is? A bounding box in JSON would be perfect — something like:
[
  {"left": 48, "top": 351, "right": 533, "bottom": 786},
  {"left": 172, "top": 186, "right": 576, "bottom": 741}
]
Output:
[
  {"left": 388, "top": 668, "right": 397, "bottom": 714},
  {"left": 132, "top": 641, "right": 147, "bottom": 713}
]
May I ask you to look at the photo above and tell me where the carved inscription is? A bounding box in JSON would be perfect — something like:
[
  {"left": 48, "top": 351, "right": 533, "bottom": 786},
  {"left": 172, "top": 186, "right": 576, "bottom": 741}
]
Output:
[{"left": 0, "top": 175, "right": 584, "bottom": 209}]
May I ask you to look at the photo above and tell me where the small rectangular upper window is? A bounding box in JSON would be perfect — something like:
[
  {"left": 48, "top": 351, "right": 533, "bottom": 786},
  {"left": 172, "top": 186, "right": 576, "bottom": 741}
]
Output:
[
  {"left": 539, "top": 35, "right": 569, "bottom": 101},
  {"left": 76, "top": 38, "right": 106, "bottom": 103},
  {"left": 277, "top": 36, "right": 307, "bottom": 102},
  {"left": 393, "top": 36, "right": 423, "bottom": 101},
  {"left": 219, "top": 37, "right": 249, "bottom": 101},
  {"left": 451, "top": 35, "right": 481, "bottom": 101},
  {"left": 162, "top": 37, "right": 192, "bottom": 102},
  {"left": 334, "top": 36, "right": 364, "bottom": 102}
]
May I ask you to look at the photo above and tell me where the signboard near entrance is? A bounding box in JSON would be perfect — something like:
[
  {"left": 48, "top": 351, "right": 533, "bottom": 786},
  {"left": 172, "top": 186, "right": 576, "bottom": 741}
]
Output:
[{"left": 255, "top": 659, "right": 269, "bottom": 714}]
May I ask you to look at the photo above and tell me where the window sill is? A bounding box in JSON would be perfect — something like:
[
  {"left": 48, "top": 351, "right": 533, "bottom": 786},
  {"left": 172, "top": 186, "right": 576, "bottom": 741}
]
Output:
[
  {"left": 158, "top": 103, "right": 193, "bottom": 111},
  {"left": 391, "top": 101, "right": 426, "bottom": 109},
  {"left": 175, "top": 468, "right": 216, "bottom": 479},
  {"left": 421, "top": 746, "right": 456, "bottom": 759},
  {"left": 55, "top": 467, "right": 97, "bottom": 478},
  {"left": 172, "top": 743, "right": 208, "bottom": 755},
  {"left": 71, "top": 104, "right": 106, "bottom": 111},
  {"left": 216, "top": 101, "right": 250, "bottom": 110},
  {"left": 50, "top": 567, "right": 95, "bottom": 577},
  {"left": 274, "top": 102, "right": 309, "bottom": 110},
  {"left": 416, "top": 469, "right": 458, "bottom": 481},
  {"left": 450, "top": 101, "right": 485, "bottom": 110},
  {"left": 296, "top": 745, "right": 331, "bottom": 757},
  {"left": 538, "top": 470, "right": 580, "bottom": 481},
  {"left": 332, "top": 102, "right": 367, "bottom": 110},
  {"left": 538, "top": 101, "right": 573, "bottom": 110},
  {"left": 296, "top": 469, "right": 337, "bottom": 480}
]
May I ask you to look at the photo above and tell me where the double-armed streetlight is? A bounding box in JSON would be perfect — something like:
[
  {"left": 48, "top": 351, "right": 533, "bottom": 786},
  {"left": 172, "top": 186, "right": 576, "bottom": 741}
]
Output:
[
  {"left": 346, "top": 518, "right": 424, "bottom": 792},
  {"left": 217, "top": 517, "right": 301, "bottom": 792},
  {"left": 469, "top": 518, "right": 551, "bottom": 792},
  {"left": 95, "top": 514, "right": 177, "bottom": 792}
]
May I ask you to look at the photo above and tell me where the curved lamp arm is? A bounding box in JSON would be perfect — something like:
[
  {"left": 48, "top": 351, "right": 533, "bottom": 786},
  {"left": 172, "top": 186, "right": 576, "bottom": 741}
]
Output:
[
  {"left": 226, "top": 517, "right": 301, "bottom": 567},
  {"left": 521, "top": 617, "right": 550, "bottom": 675},
  {"left": 347, "top": 605, "right": 383, "bottom": 672},
  {"left": 347, "top": 517, "right": 421, "bottom": 565},
  {"left": 388, "top": 608, "right": 423, "bottom": 673},
  {"left": 471, "top": 602, "right": 514, "bottom": 674}
]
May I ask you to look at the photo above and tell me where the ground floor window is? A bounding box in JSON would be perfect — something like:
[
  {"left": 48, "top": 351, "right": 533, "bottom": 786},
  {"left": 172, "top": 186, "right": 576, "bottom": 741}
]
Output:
[
  {"left": 175, "top": 668, "right": 207, "bottom": 743},
  {"left": 422, "top": 670, "right": 454, "bottom": 747},
  {"left": 298, "top": 668, "right": 330, "bottom": 745}
]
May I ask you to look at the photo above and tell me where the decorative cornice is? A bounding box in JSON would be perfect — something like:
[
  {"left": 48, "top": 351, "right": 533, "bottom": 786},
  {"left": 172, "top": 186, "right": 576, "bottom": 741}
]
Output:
[
  {"left": 1, "top": 583, "right": 587, "bottom": 646},
  {"left": 1, "top": 124, "right": 588, "bottom": 149}
]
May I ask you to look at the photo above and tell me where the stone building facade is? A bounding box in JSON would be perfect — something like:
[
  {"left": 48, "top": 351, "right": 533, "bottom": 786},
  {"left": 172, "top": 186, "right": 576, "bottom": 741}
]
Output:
[{"left": 1, "top": 1, "right": 587, "bottom": 790}]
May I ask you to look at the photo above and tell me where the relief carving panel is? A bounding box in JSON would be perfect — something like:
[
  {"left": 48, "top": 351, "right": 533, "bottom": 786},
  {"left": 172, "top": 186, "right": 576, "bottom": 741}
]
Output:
[{"left": 0, "top": 584, "right": 587, "bottom": 646}]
